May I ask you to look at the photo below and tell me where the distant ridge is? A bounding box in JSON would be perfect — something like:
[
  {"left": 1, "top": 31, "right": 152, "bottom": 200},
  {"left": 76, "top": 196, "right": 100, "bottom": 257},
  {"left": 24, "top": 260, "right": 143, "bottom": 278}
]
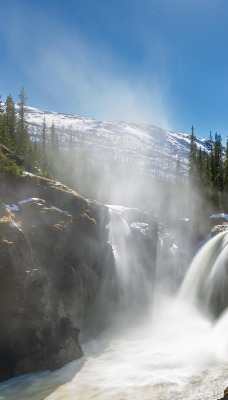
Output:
[{"left": 25, "top": 106, "right": 211, "bottom": 181}]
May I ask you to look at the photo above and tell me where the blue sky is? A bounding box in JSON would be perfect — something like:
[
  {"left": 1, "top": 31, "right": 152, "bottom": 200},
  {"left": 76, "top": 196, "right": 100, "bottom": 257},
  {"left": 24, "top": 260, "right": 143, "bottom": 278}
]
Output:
[{"left": 1, "top": 0, "right": 228, "bottom": 139}]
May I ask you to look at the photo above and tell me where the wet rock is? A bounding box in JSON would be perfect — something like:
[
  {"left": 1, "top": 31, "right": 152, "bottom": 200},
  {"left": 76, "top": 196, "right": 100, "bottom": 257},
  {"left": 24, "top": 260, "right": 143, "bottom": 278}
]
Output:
[{"left": 0, "top": 177, "right": 117, "bottom": 382}]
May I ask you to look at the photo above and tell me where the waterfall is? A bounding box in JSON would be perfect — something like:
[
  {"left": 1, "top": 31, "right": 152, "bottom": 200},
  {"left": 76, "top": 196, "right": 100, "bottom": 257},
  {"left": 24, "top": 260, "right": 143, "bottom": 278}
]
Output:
[
  {"left": 179, "top": 230, "right": 228, "bottom": 316},
  {"left": 2, "top": 220, "right": 228, "bottom": 399},
  {"left": 107, "top": 205, "right": 156, "bottom": 316}
]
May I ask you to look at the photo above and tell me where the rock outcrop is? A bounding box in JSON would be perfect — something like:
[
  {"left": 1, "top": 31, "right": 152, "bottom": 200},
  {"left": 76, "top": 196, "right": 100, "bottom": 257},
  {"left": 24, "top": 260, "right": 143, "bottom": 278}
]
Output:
[
  {"left": 0, "top": 173, "right": 158, "bottom": 382},
  {"left": 0, "top": 174, "right": 117, "bottom": 381}
]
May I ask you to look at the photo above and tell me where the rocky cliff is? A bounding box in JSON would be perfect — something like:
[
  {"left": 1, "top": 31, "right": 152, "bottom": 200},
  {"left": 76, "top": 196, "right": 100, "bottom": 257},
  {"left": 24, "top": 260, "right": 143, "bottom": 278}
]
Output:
[
  {"left": 0, "top": 174, "right": 117, "bottom": 381},
  {"left": 0, "top": 173, "right": 158, "bottom": 382}
]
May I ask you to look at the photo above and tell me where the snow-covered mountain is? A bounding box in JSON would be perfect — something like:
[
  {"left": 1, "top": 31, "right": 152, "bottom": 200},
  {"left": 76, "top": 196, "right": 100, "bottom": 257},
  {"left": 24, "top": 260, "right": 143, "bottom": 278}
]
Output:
[{"left": 26, "top": 106, "right": 210, "bottom": 181}]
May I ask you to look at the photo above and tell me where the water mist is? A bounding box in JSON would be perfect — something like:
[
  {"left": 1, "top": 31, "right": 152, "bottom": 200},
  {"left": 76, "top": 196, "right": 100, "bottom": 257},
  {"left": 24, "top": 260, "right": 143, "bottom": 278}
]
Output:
[{"left": 1, "top": 216, "right": 228, "bottom": 399}]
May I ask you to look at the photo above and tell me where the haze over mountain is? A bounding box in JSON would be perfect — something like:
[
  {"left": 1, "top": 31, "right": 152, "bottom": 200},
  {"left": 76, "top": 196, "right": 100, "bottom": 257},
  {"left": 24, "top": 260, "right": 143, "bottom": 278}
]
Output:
[{"left": 26, "top": 106, "right": 211, "bottom": 181}]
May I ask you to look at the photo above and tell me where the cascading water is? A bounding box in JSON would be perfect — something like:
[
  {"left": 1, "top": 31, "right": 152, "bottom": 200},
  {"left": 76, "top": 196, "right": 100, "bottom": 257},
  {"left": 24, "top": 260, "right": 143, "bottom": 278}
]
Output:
[
  {"left": 108, "top": 206, "right": 131, "bottom": 298},
  {"left": 180, "top": 230, "right": 228, "bottom": 316},
  {"left": 1, "top": 225, "right": 228, "bottom": 399},
  {"left": 107, "top": 205, "right": 155, "bottom": 315}
]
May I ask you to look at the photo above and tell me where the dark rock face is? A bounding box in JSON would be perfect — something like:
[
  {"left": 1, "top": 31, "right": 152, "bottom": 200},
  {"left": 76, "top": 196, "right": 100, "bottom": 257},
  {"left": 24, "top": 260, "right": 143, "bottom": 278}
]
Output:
[
  {"left": 0, "top": 218, "right": 85, "bottom": 381},
  {"left": 164, "top": 217, "right": 211, "bottom": 252},
  {"left": 0, "top": 175, "right": 158, "bottom": 382},
  {"left": 0, "top": 176, "right": 117, "bottom": 381}
]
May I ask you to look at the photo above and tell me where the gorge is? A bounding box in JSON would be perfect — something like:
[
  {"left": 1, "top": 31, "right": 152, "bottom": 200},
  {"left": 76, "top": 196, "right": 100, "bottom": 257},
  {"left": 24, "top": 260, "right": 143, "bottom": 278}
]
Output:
[{"left": 0, "top": 173, "right": 228, "bottom": 399}]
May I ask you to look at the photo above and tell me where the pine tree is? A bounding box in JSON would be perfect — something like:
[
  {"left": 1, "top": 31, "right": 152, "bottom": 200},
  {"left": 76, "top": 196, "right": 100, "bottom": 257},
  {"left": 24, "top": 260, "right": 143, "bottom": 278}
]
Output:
[
  {"left": 32, "top": 140, "right": 41, "bottom": 168},
  {"left": 5, "top": 95, "right": 16, "bottom": 150},
  {"left": 50, "top": 121, "right": 59, "bottom": 155},
  {"left": 207, "top": 132, "right": 215, "bottom": 197},
  {"left": 188, "top": 125, "right": 197, "bottom": 183},
  {"left": 196, "top": 147, "right": 204, "bottom": 186},
  {"left": 41, "top": 117, "right": 48, "bottom": 171},
  {"left": 222, "top": 138, "right": 228, "bottom": 208},
  {"left": 213, "top": 132, "right": 223, "bottom": 191},
  {"left": 0, "top": 95, "right": 14, "bottom": 148},
  {"left": 224, "top": 139, "right": 228, "bottom": 189},
  {"left": 16, "top": 87, "right": 30, "bottom": 157}
]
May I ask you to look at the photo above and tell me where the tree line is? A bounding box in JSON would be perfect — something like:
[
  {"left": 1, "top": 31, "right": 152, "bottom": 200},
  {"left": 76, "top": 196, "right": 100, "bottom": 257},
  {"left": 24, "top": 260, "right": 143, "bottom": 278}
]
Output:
[
  {"left": 0, "top": 89, "right": 99, "bottom": 200},
  {"left": 0, "top": 89, "right": 60, "bottom": 177},
  {"left": 189, "top": 125, "right": 228, "bottom": 212}
]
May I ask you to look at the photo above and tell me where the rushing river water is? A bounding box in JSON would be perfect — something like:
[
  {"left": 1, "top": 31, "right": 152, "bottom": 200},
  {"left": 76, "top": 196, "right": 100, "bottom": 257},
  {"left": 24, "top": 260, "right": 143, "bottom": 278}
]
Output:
[
  {"left": 0, "top": 295, "right": 228, "bottom": 400},
  {"left": 1, "top": 221, "right": 228, "bottom": 399}
]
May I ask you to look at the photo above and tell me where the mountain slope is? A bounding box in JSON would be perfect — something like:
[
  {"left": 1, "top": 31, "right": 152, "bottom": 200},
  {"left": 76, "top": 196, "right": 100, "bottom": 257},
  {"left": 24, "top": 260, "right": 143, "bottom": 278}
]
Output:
[{"left": 26, "top": 106, "right": 210, "bottom": 180}]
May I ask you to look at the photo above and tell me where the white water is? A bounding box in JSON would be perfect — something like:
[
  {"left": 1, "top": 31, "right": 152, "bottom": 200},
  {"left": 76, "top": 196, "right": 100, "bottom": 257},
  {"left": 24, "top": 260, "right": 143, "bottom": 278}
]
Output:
[
  {"left": 107, "top": 206, "right": 154, "bottom": 313},
  {"left": 180, "top": 231, "right": 228, "bottom": 300},
  {"left": 1, "top": 227, "right": 228, "bottom": 399},
  {"left": 180, "top": 231, "right": 228, "bottom": 316},
  {"left": 1, "top": 296, "right": 228, "bottom": 400}
]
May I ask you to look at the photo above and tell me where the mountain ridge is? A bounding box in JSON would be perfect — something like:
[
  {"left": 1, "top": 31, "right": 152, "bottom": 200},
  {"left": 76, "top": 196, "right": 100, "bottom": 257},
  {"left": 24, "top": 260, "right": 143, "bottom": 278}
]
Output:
[{"left": 25, "top": 106, "right": 210, "bottom": 181}]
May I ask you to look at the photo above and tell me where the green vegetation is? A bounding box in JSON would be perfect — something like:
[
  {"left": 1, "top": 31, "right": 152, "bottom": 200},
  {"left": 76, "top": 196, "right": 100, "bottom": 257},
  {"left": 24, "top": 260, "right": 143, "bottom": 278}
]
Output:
[
  {"left": 0, "top": 89, "right": 59, "bottom": 178},
  {"left": 189, "top": 126, "right": 227, "bottom": 213},
  {"left": 0, "top": 147, "right": 21, "bottom": 176}
]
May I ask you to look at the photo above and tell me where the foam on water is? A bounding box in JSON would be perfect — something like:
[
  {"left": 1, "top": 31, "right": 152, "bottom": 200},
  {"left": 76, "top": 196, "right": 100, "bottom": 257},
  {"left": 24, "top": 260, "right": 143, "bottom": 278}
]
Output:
[
  {"left": 1, "top": 294, "right": 228, "bottom": 400},
  {"left": 1, "top": 224, "right": 228, "bottom": 399}
]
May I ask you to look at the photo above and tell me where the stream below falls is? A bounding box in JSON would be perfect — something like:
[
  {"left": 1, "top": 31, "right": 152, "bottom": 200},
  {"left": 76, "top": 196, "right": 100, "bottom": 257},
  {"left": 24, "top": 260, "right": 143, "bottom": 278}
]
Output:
[
  {"left": 1, "top": 223, "right": 228, "bottom": 399},
  {"left": 0, "top": 294, "right": 228, "bottom": 400}
]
